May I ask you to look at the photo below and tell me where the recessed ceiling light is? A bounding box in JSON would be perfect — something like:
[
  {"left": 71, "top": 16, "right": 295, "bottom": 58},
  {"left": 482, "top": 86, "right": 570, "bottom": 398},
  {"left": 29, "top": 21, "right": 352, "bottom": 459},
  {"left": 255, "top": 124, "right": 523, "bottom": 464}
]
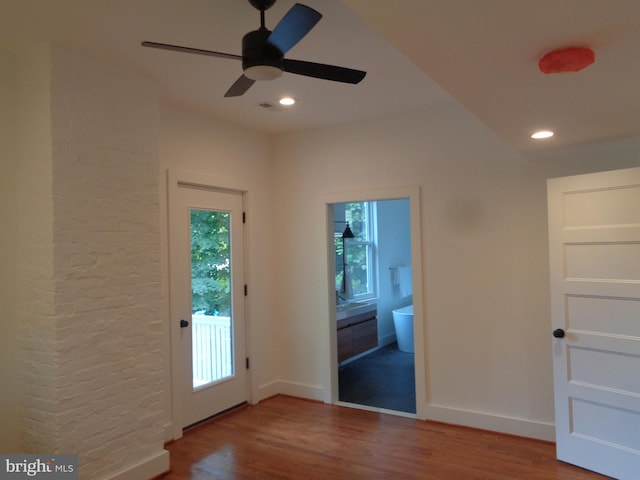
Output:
[
  {"left": 279, "top": 97, "right": 296, "bottom": 106},
  {"left": 531, "top": 130, "right": 554, "bottom": 139}
]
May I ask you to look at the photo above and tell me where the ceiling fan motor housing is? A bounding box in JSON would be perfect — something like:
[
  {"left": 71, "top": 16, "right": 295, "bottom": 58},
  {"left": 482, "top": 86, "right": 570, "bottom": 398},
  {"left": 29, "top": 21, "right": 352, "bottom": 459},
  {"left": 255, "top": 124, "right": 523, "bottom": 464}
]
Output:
[
  {"left": 248, "top": 0, "right": 276, "bottom": 10},
  {"left": 242, "top": 28, "right": 284, "bottom": 80}
]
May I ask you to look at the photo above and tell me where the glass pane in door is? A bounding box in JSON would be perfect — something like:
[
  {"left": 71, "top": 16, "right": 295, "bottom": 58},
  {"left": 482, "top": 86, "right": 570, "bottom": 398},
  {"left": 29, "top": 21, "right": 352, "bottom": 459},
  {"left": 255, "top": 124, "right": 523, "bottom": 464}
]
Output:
[{"left": 190, "top": 209, "right": 234, "bottom": 389}]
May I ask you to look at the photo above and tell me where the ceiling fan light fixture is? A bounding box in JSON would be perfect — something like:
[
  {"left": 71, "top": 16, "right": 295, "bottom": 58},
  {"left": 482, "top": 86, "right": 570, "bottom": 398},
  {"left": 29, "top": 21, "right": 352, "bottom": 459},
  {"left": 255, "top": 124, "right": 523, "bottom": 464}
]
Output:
[{"left": 244, "top": 64, "right": 283, "bottom": 81}]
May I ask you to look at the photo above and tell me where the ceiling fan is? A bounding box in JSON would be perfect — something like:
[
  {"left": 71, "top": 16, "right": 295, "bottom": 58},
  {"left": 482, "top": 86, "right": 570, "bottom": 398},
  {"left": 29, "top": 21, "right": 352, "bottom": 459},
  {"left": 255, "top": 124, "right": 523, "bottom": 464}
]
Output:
[{"left": 141, "top": 0, "right": 367, "bottom": 97}]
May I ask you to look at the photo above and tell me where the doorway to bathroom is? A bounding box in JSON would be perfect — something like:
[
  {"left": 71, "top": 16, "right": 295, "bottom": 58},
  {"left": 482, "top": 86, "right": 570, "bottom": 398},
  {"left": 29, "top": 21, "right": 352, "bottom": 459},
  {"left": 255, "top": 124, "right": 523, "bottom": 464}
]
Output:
[{"left": 330, "top": 194, "right": 419, "bottom": 416}]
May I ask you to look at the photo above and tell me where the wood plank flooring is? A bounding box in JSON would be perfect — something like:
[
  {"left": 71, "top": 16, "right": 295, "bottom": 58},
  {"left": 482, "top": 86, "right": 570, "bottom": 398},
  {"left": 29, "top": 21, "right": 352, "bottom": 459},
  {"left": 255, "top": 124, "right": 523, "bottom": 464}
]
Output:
[{"left": 160, "top": 395, "right": 610, "bottom": 480}]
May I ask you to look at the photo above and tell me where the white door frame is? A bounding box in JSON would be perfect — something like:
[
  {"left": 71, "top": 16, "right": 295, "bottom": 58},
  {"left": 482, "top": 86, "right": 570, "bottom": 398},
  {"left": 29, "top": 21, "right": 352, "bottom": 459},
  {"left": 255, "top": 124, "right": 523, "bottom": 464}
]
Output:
[
  {"left": 321, "top": 185, "right": 428, "bottom": 420},
  {"left": 167, "top": 169, "right": 251, "bottom": 439}
]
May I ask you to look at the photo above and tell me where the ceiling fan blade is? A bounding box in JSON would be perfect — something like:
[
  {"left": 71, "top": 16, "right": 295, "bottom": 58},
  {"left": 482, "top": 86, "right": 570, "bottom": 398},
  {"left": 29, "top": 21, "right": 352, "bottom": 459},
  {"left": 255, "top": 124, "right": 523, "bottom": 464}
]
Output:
[
  {"left": 224, "top": 74, "right": 256, "bottom": 97},
  {"left": 283, "top": 59, "right": 366, "bottom": 84},
  {"left": 267, "top": 3, "right": 322, "bottom": 54},
  {"left": 141, "top": 41, "right": 242, "bottom": 61}
]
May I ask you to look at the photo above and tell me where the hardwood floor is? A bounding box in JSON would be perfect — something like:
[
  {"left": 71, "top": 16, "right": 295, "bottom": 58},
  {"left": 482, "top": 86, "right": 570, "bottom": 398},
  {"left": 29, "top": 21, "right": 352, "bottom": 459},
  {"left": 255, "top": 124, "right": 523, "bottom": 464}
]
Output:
[{"left": 161, "top": 395, "right": 609, "bottom": 480}]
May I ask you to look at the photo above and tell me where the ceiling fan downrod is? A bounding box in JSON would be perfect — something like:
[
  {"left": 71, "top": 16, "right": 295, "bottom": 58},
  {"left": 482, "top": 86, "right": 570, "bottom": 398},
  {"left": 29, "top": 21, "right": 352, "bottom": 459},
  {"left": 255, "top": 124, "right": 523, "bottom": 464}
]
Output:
[{"left": 249, "top": 0, "right": 276, "bottom": 28}]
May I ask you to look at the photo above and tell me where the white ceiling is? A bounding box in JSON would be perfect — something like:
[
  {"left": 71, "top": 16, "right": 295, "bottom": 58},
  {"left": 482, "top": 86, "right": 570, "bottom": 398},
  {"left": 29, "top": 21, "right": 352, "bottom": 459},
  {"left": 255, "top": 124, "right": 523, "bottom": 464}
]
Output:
[
  {"left": 343, "top": 0, "right": 640, "bottom": 155},
  {"left": 2, "top": 0, "right": 639, "bottom": 156}
]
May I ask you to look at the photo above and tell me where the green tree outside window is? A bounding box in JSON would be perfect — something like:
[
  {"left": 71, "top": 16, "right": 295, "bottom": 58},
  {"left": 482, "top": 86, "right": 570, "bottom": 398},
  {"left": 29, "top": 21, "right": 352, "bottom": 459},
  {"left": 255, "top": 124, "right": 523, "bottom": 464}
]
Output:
[{"left": 190, "top": 209, "right": 231, "bottom": 316}]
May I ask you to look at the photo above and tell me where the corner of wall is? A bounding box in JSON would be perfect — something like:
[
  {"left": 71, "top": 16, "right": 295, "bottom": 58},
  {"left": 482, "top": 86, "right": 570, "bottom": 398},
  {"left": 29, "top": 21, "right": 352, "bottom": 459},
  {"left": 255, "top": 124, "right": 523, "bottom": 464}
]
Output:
[
  {"left": 102, "top": 450, "right": 170, "bottom": 480},
  {"left": 0, "top": 47, "right": 21, "bottom": 454}
]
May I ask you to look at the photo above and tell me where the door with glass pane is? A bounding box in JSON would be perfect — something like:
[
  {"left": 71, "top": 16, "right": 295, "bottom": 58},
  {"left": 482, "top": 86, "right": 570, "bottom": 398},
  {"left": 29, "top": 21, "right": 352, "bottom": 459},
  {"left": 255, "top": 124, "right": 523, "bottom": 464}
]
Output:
[{"left": 169, "top": 178, "right": 246, "bottom": 434}]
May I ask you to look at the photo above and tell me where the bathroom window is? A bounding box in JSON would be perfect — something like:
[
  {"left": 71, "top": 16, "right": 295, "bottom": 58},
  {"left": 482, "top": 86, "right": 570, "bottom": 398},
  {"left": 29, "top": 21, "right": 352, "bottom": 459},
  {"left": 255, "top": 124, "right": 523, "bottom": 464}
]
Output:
[{"left": 335, "top": 201, "right": 377, "bottom": 300}]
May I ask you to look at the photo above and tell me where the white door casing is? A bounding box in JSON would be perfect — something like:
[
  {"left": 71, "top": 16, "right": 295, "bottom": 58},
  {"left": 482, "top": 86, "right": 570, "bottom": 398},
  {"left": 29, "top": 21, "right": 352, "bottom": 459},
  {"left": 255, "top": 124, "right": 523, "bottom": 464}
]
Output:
[
  {"left": 322, "top": 185, "right": 427, "bottom": 420},
  {"left": 547, "top": 166, "right": 640, "bottom": 479},
  {"left": 168, "top": 172, "right": 247, "bottom": 437}
]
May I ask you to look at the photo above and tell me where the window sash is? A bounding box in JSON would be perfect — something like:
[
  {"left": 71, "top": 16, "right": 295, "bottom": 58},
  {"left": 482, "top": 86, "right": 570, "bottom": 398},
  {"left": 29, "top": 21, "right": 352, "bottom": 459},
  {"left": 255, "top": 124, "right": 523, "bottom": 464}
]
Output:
[{"left": 336, "top": 201, "right": 377, "bottom": 300}]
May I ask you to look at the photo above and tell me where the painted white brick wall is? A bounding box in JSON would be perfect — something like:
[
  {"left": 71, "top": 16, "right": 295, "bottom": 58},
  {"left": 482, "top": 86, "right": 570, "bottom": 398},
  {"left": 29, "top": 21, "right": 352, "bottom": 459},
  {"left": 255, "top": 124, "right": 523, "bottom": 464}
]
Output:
[
  {"left": 17, "top": 45, "right": 167, "bottom": 479},
  {"left": 51, "top": 47, "right": 165, "bottom": 480}
]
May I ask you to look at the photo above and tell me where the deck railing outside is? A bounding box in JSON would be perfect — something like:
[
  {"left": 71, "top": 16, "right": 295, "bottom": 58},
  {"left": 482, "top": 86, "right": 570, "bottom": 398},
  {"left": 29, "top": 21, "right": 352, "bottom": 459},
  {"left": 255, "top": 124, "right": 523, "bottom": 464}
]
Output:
[{"left": 192, "top": 314, "right": 232, "bottom": 389}]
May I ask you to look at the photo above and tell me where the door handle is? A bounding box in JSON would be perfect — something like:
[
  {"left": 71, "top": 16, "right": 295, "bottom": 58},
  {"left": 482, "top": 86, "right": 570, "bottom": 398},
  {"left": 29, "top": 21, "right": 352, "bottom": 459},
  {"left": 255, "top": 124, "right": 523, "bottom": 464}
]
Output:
[
  {"left": 553, "top": 328, "right": 565, "bottom": 338},
  {"left": 180, "top": 319, "right": 189, "bottom": 328}
]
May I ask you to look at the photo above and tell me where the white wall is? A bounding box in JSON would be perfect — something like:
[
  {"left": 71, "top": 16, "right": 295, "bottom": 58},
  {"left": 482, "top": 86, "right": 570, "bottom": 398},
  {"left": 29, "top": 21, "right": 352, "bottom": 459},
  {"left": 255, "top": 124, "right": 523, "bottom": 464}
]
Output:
[
  {"left": 0, "top": 51, "right": 20, "bottom": 453},
  {"left": 158, "top": 103, "right": 280, "bottom": 414},
  {"left": 271, "top": 103, "right": 640, "bottom": 439},
  {"left": 376, "top": 198, "right": 412, "bottom": 344},
  {"left": 4, "top": 45, "right": 169, "bottom": 479},
  {"left": 2, "top": 38, "right": 638, "bottom": 471}
]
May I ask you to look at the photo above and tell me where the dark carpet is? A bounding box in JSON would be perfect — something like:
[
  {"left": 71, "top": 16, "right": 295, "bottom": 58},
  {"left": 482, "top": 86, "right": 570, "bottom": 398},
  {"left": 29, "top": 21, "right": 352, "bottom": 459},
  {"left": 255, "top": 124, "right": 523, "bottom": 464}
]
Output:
[{"left": 338, "top": 343, "right": 416, "bottom": 413}]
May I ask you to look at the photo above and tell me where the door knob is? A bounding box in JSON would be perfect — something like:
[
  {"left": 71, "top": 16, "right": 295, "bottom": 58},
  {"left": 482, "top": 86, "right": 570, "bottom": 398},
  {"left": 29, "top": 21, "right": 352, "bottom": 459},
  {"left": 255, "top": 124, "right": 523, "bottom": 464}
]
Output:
[
  {"left": 553, "top": 328, "right": 565, "bottom": 338},
  {"left": 180, "top": 319, "right": 189, "bottom": 328}
]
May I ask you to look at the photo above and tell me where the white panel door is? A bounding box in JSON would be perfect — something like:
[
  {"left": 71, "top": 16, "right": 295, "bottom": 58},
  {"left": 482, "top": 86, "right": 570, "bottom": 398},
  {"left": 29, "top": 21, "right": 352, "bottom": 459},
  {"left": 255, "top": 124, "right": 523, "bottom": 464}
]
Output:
[
  {"left": 547, "top": 166, "right": 640, "bottom": 479},
  {"left": 169, "top": 176, "right": 247, "bottom": 436}
]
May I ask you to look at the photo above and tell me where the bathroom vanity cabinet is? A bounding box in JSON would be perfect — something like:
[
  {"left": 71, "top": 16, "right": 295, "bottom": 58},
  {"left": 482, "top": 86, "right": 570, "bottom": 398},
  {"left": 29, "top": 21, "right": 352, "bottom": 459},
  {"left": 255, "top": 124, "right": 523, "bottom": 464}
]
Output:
[{"left": 337, "top": 310, "right": 377, "bottom": 363}]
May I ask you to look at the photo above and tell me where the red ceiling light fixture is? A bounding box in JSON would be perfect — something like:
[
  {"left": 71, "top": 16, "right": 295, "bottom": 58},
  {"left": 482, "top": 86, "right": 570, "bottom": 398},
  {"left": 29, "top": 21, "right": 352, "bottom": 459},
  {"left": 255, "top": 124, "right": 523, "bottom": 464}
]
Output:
[{"left": 538, "top": 47, "right": 595, "bottom": 74}]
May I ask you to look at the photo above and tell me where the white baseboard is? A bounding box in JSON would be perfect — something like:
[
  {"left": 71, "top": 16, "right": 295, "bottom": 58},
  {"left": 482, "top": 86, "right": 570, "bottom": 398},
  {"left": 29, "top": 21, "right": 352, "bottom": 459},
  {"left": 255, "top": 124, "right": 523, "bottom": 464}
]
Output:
[
  {"left": 163, "top": 422, "right": 173, "bottom": 443},
  {"left": 255, "top": 380, "right": 282, "bottom": 402},
  {"left": 102, "top": 449, "right": 170, "bottom": 480},
  {"left": 425, "top": 404, "right": 555, "bottom": 441},
  {"left": 252, "top": 381, "right": 557, "bottom": 442},
  {"left": 257, "top": 380, "right": 324, "bottom": 402},
  {"left": 379, "top": 333, "right": 396, "bottom": 346}
]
